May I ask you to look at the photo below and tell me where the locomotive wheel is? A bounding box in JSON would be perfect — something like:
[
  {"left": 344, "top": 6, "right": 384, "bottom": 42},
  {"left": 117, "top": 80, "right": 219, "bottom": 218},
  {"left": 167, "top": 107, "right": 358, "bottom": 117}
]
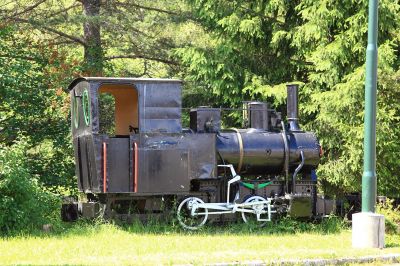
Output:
[
  {"left": 241, "top": 195, "right": 269, "bottom": 227},
  {"left": 177, "top": 197, "right": 208, "bottom": 230}
]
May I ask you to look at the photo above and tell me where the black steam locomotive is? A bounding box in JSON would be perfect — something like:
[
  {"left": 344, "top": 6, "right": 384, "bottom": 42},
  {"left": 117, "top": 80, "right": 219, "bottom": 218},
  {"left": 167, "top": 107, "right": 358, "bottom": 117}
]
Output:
[{"left": 63, "top": 77, "right": 325, "bottom": 229}]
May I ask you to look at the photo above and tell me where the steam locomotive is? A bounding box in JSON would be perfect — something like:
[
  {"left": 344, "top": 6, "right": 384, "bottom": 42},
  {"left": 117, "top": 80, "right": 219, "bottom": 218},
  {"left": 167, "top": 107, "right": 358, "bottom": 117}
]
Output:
[{"left": 63, "top": 77, "right": 326, "bottom": 229}]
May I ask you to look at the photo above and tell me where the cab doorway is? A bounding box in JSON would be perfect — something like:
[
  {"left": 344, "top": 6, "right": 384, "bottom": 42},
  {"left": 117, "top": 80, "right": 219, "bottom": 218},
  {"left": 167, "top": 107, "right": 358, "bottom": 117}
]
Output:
[{"left": 98, "top": 84, "right": 138, "bottom": 136}]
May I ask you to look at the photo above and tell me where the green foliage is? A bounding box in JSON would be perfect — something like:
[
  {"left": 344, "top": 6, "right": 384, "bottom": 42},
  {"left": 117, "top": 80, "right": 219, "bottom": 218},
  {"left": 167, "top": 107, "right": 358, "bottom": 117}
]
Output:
[
  {"left": 177, "top": 0, "right": 400, "bottom": 197},
  {"left": 296, "top": 0, "right": 400, "bottom": 196},
  {"left": 0, "top": 139, "right": 60, "bottom": 234},
  {"left": 98, "top": 93, "right": 116, "bottom": 135},
  {"left": 1, "top": 0, "right": 400, "bottom": 218},
  {"left": 377, "top": 199, "right": 400, "bottom": 234},
  {"left": 0, "top": 26, "right": 77, "bottom": 193},
  {"left": 175, "top": 0, "right": 302, "bottom": 106}
]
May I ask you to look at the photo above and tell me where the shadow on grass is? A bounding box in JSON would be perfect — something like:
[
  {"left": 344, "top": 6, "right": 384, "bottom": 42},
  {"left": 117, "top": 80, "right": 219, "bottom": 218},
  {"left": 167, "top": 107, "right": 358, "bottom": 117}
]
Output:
[{"left": 6, "top": 215, "right": 348, "bottom": 239}]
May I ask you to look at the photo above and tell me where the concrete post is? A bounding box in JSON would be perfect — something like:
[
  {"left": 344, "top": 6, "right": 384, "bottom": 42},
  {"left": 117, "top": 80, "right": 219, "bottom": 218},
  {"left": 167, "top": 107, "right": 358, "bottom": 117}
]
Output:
[{"left": 352, "top": 213, "right": 384, "bottom": 248}]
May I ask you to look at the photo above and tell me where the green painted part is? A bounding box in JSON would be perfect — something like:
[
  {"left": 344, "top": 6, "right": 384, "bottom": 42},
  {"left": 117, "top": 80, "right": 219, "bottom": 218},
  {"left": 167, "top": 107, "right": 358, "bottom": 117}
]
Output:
[
  {"left": 82, "top": 90, "right": 91, "bottom": 126},
  {"left": 241, "top": 181, "right": 272, "bottom": 190},
  {"left": 242, "top": 182, "right": 255, "bottom": 190},
  {"left": 73, "top": 97, "right": 79, "bottom": 128},
  {"left": 362, "top": 0, "right": 378, "bottom": 213},
  {"left": 258, "top": 182, "right": 272, "bottom": 189}
]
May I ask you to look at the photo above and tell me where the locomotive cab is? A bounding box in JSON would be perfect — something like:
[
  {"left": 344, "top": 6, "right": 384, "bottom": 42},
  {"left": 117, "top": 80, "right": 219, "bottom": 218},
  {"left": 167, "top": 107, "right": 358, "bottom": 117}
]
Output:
[{"left": 69, "top": 77, "right": 216, "bottom": 196}]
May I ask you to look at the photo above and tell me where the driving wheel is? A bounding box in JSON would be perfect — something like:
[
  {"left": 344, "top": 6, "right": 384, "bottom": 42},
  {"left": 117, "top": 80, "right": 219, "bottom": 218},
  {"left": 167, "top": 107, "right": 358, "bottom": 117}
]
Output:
[
  {"left": 177, "top": 197, "right": 208, "bottom": 230},
  {"left": 241, "top": 195, "right": 270, "bottom": 227}
]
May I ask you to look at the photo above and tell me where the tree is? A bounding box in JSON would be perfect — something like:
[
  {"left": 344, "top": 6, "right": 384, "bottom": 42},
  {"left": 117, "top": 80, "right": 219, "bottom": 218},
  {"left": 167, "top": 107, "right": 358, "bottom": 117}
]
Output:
[
  {"left": 292, "top": 0, "right": 400, "bottom": 197},
  {"left": 1, "top": 0, "right": 185, "bottom": 75},
  {"left": 176, "top": 0, "right": 400, "bottom": 197},
  {"left": 0, "top": 26, "right": 77, "bottom": 192},
  {"left": 176, "top": 0, "right": 301, "bottom": 107}
]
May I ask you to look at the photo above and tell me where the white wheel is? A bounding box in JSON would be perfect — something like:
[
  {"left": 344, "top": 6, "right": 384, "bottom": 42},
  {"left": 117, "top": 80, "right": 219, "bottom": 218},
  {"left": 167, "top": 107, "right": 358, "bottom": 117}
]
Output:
[
  {"left": 241, "top": 195, "right": 270, "bottom": 226},
  {"left": 177, "top": 197, "right": 208, "bottom": 230}
]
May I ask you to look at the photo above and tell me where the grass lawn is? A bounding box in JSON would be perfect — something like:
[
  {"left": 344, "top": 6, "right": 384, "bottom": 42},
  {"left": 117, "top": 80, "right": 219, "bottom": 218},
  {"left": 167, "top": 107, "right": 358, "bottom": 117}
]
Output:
[{"left": 0, "top": 222, "right": 399, "bottom": 265}]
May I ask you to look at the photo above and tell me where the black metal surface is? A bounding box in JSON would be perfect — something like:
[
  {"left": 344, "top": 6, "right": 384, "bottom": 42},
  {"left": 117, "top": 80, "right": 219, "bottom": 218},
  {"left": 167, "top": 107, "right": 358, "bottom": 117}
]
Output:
[
  {"left": 106, "top": 138, "right": 130, "bottom": 193},
  {"left": 140, "top": 149, "right": 189, "bottom": 193},
  {"left": 190, "top": 108, "right": 221, "bottom": 133},
  {"left": 68, "top": 77, "right": 321, "bottom": 224},
  {"left": 70, "top": 80, "right": 103, "bottom": 193},
  {"left": 75, "top": 134, "right": 102, "bottom": 193},
  {"left": 287, "top": 84, "right": 301, "bottom": 131},
  {"left": 61, "top": 203, "right": 79, "bottom": 222},
  {"left": 137, "top": 133, "right": 216, "bottom": 181},
  {"left": 71, "top": 78, "right": 183, "bottom": 135},
  {"left": 136, "top": 81, "right": 182, "bottom": 133},
  {"left": 216, "top": 129, "right": 320, "bottom": 175},
  {"left": 292, "top": 150, "right": 305, "bottom": 193},
  {"left": 70, "top": 78, "right": 184, "bottom": 194},
  {"left": 70, "top": 80, "right": 91, "bottom": 136},
  {"left": 281, "top": 122, "right": 290, "bottom": 192},
  {"left": 78, "top": 136, "right": 90, "bottom": 192},
  {"left": 239, "top": 180, "right": 285, "bottom": 200},
  {"left": 96, "top": 133, "right": 215, "bottom": 194},
  {"left": 73, "top": 137, "right": 83, "bottom": 191},
  {"left": 248, "top": 102, "right": 269, "bottom": 130}
]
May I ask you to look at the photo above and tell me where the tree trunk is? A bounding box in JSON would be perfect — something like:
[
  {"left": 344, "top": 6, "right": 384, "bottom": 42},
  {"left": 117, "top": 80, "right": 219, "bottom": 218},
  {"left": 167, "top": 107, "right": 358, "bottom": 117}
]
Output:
[{"left": 82, "top": 0, "right": 103, "bottom": 75}]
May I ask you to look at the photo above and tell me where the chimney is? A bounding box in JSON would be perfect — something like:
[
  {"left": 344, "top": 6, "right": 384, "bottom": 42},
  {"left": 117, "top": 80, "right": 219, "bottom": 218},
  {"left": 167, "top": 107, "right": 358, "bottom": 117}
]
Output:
[{"left": 287, "top": 84, "right": 301, "bottom": 131}]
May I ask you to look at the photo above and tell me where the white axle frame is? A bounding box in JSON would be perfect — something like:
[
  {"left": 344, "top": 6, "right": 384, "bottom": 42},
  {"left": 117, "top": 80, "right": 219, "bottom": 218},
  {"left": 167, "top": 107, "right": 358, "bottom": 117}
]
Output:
[{"left": 188, "top": 164, "right": 276, "bottom": 222}]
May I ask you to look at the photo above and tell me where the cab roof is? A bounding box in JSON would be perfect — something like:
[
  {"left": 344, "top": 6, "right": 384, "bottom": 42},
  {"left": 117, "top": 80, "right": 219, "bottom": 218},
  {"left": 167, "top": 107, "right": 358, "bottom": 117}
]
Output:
[{"left": 67, "top": 77, "right": 182, "bottom": 91}]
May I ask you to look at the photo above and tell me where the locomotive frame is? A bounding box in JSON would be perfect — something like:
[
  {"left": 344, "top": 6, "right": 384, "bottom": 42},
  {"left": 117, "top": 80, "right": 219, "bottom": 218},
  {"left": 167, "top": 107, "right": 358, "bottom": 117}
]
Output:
[{"left": 62, "top": 77, "right": 329, "bottom": 229}]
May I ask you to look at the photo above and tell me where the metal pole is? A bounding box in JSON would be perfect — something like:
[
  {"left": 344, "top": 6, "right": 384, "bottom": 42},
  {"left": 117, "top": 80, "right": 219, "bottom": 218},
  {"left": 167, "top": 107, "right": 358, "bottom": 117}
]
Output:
[{"left": 362, "top": 0, "right": 379, "bottom": 213}]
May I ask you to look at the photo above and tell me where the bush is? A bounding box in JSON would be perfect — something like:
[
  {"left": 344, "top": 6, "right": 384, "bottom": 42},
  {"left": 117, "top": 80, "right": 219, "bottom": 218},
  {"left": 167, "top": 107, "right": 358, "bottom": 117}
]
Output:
[
  {"left": 0, "top": 139, "right": 60, "bottom": 234},
  {"left": 377, "top": 199, "right": 400, "bottom": 234}
]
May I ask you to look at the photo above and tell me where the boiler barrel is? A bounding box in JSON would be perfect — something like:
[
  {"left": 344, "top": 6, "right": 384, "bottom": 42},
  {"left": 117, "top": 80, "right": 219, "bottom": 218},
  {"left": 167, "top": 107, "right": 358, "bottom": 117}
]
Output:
[{"left": 216, "top": 130, "right": 320, "bottom": 175}]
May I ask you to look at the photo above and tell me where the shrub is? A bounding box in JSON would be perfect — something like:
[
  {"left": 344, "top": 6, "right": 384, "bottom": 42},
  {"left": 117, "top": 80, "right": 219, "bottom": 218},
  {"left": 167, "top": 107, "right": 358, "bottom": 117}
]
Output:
[
  {"left": 0, "top": 139, "right": 60, "bottom": 234},
  {"left": 377, "top": 198, "right": 400, "bottom": 234}
]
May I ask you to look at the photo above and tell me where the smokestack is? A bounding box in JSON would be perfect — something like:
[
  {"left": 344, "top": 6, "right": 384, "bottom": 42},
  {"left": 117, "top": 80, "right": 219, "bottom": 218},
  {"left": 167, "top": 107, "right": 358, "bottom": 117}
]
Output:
[{"left": 287, "top": 84, "right": 301, "bottom": 131}]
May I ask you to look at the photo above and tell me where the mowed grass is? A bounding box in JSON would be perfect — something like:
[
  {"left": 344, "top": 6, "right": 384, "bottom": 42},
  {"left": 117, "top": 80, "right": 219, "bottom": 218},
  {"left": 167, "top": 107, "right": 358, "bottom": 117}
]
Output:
[{"left": 0, "top": 221, "right": 399, "bottom": 265}]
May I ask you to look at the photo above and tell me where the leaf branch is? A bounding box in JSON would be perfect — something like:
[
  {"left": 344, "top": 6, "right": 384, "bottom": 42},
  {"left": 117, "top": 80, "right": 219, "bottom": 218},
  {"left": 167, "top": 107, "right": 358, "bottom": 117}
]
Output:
[
  {"left": 3, "top": 0, "right": 46, "bottom": 19},
  {"left": 115, "top": 1, "right": 179, "bottom": 16},
  {"left": 11, "top": 17, "right": 86, "bottom": 46},
  {"left": 104, "top": 54, "right": 178, "bottom": 65}
]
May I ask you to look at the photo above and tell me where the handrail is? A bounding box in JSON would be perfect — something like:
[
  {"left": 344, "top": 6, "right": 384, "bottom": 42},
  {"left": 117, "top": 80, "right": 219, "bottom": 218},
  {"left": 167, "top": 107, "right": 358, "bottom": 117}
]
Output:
[
  {"left": 133, "top": 142, "right": 138, "bottom": 192},
  {"left": 292, "top": 150, "right": 305, "bottom": 194},
  {"left": 281, "top": 121, "right": 290, "bottom": 193}
]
